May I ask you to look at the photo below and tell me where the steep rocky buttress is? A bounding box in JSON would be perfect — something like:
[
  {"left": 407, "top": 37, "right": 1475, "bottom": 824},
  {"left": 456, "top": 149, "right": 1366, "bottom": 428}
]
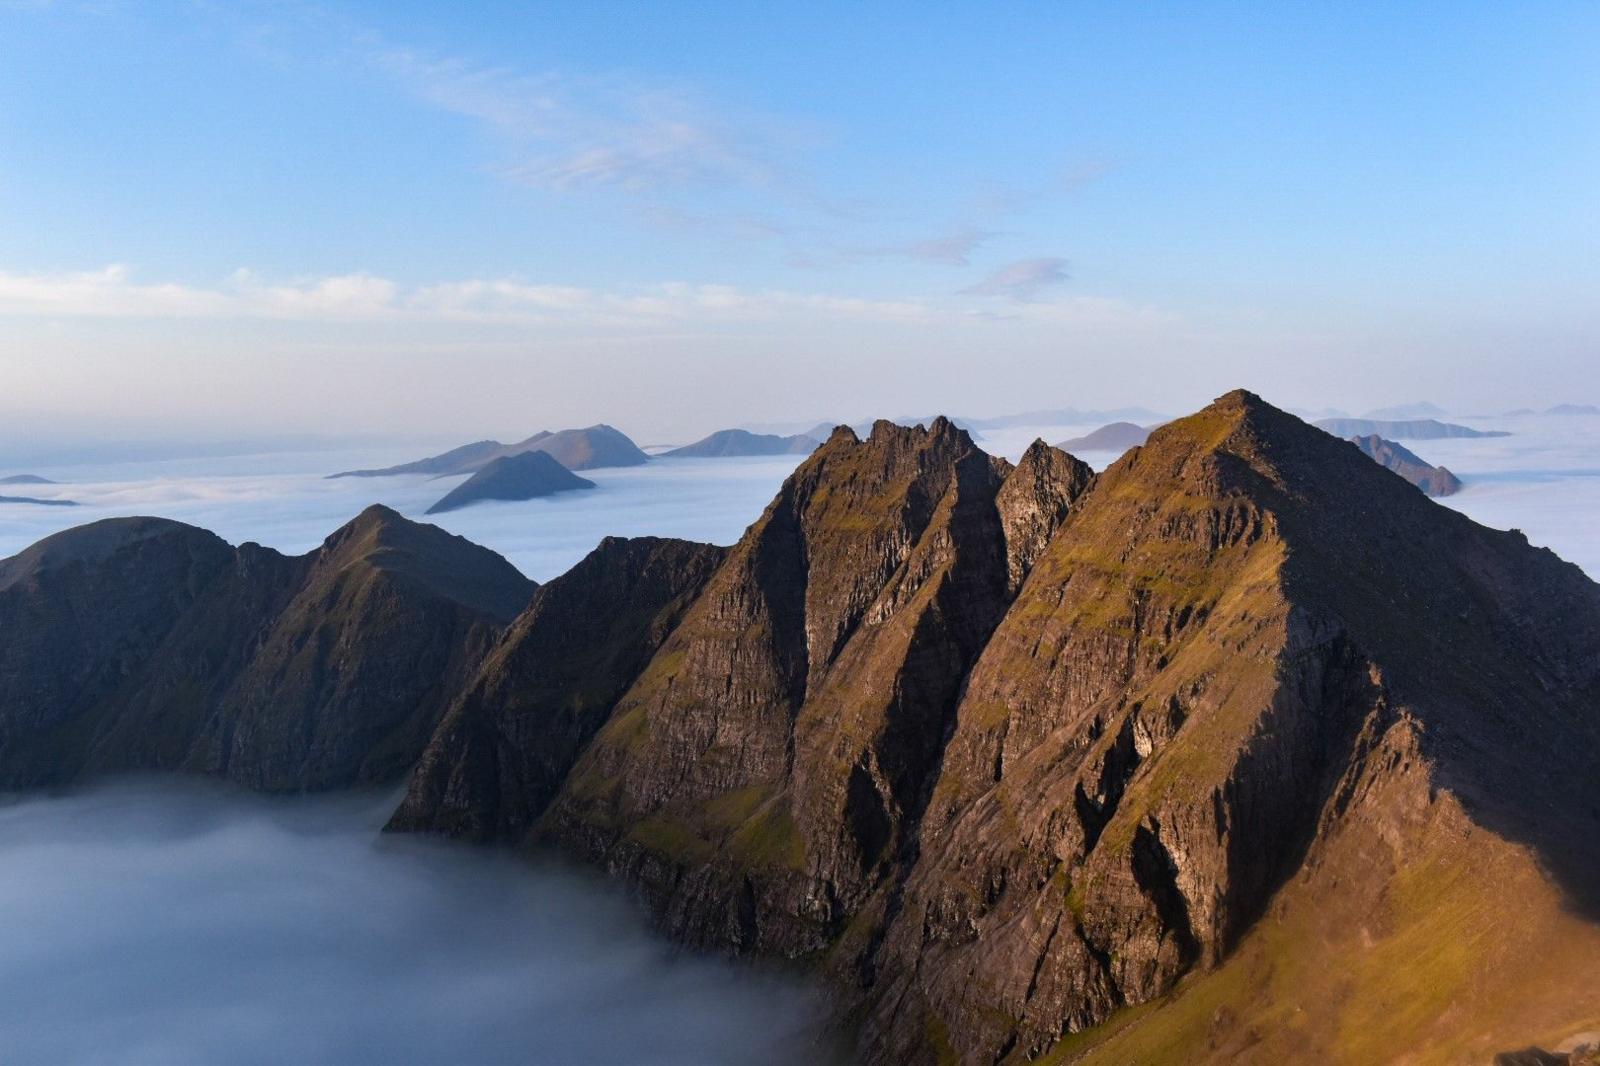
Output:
[{"left": 3, "top": 394, "right": 1598, "bottom": 1064}]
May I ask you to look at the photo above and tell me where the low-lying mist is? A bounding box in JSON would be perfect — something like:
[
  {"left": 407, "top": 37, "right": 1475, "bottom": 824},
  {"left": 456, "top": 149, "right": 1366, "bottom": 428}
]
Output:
[{"left": 0, "top": 780, "right": 835, "bottom": 1065}]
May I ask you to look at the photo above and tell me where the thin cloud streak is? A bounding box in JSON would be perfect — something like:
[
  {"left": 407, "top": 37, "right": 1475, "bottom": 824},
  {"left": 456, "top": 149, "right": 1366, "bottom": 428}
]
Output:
[
  {"left": 374, "top": 48, "right": 799, "bottom": 195},
  {"left": 0, "top": 265, "right": 948, "bottom": 325},
  {"left": 962, "top": 257, "right": 1072, "bottom": 301}
]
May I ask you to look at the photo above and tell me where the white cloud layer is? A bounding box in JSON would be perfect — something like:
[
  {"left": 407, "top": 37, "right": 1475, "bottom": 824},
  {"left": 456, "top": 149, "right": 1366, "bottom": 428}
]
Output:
[
  {"left": 0, "top": 264, "right": 1155, "bottom": 329},
  {"left": 0, "top": 265, "right": 950, "bottom": 325},
  {"left": 0, "top": 781, "right": 831, "bottom": 1065}
]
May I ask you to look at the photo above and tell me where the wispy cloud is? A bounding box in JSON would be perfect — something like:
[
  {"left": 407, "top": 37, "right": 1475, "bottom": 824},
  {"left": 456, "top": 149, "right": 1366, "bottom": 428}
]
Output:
[
  {"left": 374, "top": 49, "right": 798, "bottom": 195},
  {"left": 962, "top": 257, "right": 1071, "bottom": 301},
  {"left": 900, "top": 227, "right": 994, "bottom": 266},
  {"left": 0, "top": 265, "right": 936, "bottom": 325}
]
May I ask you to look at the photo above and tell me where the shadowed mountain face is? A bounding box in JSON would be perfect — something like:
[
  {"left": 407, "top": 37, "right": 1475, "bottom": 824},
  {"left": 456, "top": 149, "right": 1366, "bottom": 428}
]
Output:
[
  {"left": 329, "top": 424, "right": 649, "bottom": 478},
  {"left": 534, "top": 421, "right": 1095, "bottom": 957},
  {"left": 662, "top": 429, "right": 821, "bottom": 458},
  {"left": 1349, "top": 433, "right": 1462, "bottom": 496},
  {"left": 1314, "top": 416, "right": 1510, "bottom": 440},
  {"left": 0, "top": 506, "right": 533, "bottom": 791},
  {"left": 424, "top": 451, "right": 596, "bottom": 515},
  {"left": 3, "top": 393, "right": 1598, "bottom": 1063},
  {"left": 1055, "top": 420, "right": 1152, "bottom": 454},
  {"left": 407, "top": 393, "right": 1598, "bottom": 1063},
  {"left": 387, "top": 536, "right": 727, "bottom": 843}
]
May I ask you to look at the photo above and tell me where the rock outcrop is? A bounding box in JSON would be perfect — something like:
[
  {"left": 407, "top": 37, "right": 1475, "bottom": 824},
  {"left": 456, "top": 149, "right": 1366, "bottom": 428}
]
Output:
[
  {"left": 412, "top": 392, "right": 1598, "bottom": 1064},
  {"left": 1348, "top": 433, "right": 1462, "bottom": 496},
  {"left": 387, "top": 535, "right": 726, "bottom": 842},
  {"left": 424, "top": 451, "right": 596, "bottom": 514},
  {"left": 0, "top": 505, "right": 533, "bottom": 790}
]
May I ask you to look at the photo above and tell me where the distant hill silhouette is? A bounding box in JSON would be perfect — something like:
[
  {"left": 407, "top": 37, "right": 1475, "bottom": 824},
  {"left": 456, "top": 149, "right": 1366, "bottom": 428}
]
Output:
[
  {"left": 0, "top": 475, "right": 57, "bottom": 485},
  {"left": 331, "top": 425, "right": 648, "bottom": 479},
  {"left": 663, "top": 429, "right": 820, "bottom": 458},
  {"left": 1348, "top": 434, "right": 1461, "bottom": 496},
  {"left": 425, "top": 452, "right": 596, "bottom": 515},
  {"left": 1314, "top": 417, "right": 1508, "bottom": 440},
  {"left": 1055, "top": 421, "right": 1153, "bottom": 453}
]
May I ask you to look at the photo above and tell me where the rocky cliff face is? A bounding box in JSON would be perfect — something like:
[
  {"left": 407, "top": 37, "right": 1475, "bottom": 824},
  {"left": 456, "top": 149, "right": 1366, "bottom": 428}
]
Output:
[
  {"left": 417, "top": 393, "right": 1598, "bottom": 1064},
  {"left": 386, "top": 535, "right": 726, "bottom": 842},
  {"left": 5, "top": 393, "right": 1598, "bottom": 1064},
  {"left": 526, "top": 421, "right": 1094, "bottom": 960},
  {"left": 864, "top": 394, "right": 1599, "bottom": 1063},
  {"left": 0, "top": 505, "right": 533, "bottom": 790}
]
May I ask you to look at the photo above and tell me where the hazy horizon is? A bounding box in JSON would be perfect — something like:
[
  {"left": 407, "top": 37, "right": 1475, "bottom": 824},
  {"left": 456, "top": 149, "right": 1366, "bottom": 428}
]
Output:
[{"left": 3, "top": 3, "right": 1597, "bottom": 446}]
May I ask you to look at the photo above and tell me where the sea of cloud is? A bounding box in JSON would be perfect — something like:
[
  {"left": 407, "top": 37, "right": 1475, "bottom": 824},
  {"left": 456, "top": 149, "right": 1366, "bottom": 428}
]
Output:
[
  {"left": 0, "top": 780, "right": 835, "bottom": 1066},
  {"left": 2, "top": 412, "right": 1595, "bottom": 580}
]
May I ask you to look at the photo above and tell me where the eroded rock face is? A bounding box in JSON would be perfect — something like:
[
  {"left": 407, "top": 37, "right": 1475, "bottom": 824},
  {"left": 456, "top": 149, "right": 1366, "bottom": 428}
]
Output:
[
  {"left": 386, "top": 535, "right": 726, "bottom": 842},
  {"left": 0, "top": 505, "right": 533, "bottom": 791},
  {"left": 7, "top": 392, "right": 1600, "bottom": 1064},
  {"left": 532, "top": 418, "right": 1095, "bottom": 957}
]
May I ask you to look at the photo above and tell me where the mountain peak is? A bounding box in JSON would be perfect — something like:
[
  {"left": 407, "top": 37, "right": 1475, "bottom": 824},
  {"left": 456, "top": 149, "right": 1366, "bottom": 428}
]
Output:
[
  {"left": 425, "top": 451, "right": 595, "bottom": 515},
  {"left": 317, "top": 505, "right": 533, "bottom": 624}
]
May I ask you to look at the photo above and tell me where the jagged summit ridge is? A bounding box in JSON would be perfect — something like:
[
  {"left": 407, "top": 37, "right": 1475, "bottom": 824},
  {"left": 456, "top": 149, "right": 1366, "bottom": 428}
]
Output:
[{"left": 1, "top": 390, "right": 1596, "bottom": 1063}]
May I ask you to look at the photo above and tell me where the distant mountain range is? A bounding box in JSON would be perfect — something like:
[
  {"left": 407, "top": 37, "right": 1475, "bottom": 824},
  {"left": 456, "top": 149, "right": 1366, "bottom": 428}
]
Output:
[
  {"left": 0, "top": 475, "right": 57, "bottom": 485},
  {"left": 1348, "top": 434, "right": 1461, "bottom": 496},
  {"left": 329, "top": 425, "right": 648, "bottom": 479},
  {"left": 425, "top": 452, "right": 596, "bottom": 515},
  {"left": 662, "top": 429, "right": 821, "bottom": 458},
  {"left": 1055, "top": 420, "right": 1154, "bottom": 453},
  {"left": 1314, "top": 417, "right": 1510, "bottom": 440}
]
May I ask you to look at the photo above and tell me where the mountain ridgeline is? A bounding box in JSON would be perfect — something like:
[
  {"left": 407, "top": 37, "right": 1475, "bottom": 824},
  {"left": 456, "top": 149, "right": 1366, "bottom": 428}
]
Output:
[
  {"left": 329, "top": 424, "right": 649, "bottom": 478},
  {"left": 2, "top": 392, "right": 1597, "bottom": 1063},
  {"left": 0, "top": 506, "right": 532, "bottom": 790}
]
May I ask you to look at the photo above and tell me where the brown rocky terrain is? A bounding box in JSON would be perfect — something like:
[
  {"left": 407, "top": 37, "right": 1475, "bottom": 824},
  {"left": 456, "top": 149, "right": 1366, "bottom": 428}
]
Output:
[
  {"left": 387, "top": 535, "right": 726, "bottom": 841},
  {"left": 3, "top": 392, "right": 1597, "bottom": 1063},
  {"left": 0, "top": 505, "right": 532, "bottom": 790},
  {"left": 502, "top": 392, "right": 1597, "bottom": 1063}
]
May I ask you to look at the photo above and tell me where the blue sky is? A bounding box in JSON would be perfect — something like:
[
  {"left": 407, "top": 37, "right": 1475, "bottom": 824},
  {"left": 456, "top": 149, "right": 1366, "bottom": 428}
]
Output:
[{"left": 1, "top": 1, "right": 1597, "bottom": 442}]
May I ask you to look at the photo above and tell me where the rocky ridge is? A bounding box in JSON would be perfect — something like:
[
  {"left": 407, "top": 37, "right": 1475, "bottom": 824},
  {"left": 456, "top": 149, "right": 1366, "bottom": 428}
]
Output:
[
  {"left": 1, "top": 393, "right": 1596, "bottom": 1063},
  {"left": 0, "top": 505, "right": 533, "bottom": 790}
]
